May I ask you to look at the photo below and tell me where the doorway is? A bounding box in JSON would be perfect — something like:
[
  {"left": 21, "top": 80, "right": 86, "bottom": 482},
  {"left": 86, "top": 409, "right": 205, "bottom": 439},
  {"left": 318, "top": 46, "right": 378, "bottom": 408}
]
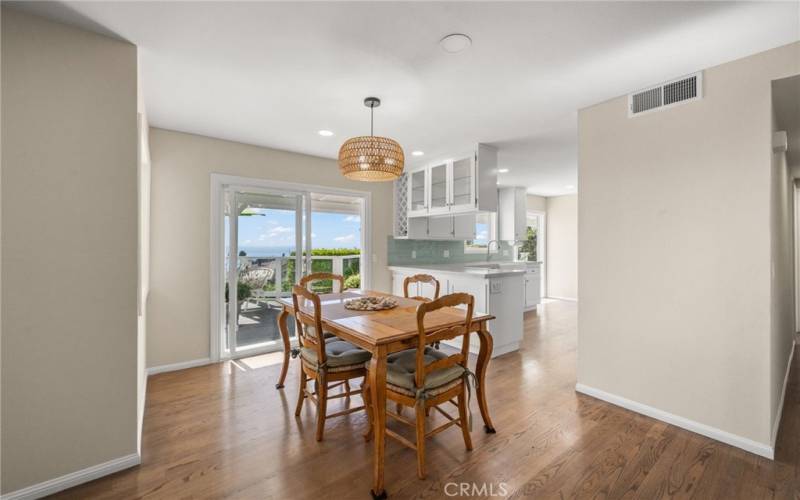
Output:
[{"left": 210, "top": 175, "right": 370, "bottom": 361}]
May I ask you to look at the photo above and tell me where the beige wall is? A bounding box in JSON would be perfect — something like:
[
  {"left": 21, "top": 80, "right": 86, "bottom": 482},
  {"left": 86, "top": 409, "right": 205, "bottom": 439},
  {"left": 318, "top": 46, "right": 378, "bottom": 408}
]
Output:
[
  {"left": 1, "top": 8, "right": 139, "bottom": 493},
  {"left": 147, "top": 128, "right": 394, "bottom": 368},
  {"left": 526, "top": 194, "right": 547, "bottom": 212},
  {"left": 546, "top": 195, "right": 578, "bottom": 300},
  {"left": 578, "top": 42, "right": 799, "bottom": 448}
]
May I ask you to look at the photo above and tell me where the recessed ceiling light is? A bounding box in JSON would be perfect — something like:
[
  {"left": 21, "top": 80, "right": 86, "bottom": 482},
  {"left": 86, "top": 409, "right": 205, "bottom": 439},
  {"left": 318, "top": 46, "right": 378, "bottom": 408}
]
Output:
[
  {"left": 318, "top": 130, "right": 334, "bottom": 137},
  {"left": 498, "top": 168, "right": 509, "bottom": 173},
  {"left": 440, "top": 33, "right": 472, "bottom": 54},
  {"left": 412, "top": 151, "right": 425, "bottom": 156}
]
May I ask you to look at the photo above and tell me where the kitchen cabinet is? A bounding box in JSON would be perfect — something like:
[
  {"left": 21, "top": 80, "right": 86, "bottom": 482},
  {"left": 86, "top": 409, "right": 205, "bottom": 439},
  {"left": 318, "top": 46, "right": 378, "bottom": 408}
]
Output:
[
  {"left": 524, "top": 264, "right": 541, "bottom": 310},
  {"left": 407, "top": 168, "right": 428, "bottom": 217},
  {"left": 498, "top": 186, "right": 527, "bottom": 242},
  {"left": 389, "top": 265, "right": 524, "bottom": 357},
  {"left": 403, "top": 213, "right": 476, "bottom": 240},
  {"left": 405, "top": 143, "right": 497, "bottom": 219}
]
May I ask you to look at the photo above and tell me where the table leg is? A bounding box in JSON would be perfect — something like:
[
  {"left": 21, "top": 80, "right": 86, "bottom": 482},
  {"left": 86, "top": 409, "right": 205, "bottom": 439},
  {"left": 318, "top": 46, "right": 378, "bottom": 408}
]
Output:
[
  {"left": 275, "top": 307, "right": 291, "bottom": 389},
  {"left": 475, "top": 322, "right": 496, "bottom": 433},
  {"left": 369, "top": 346, "right": 388, "bottom": 499}
]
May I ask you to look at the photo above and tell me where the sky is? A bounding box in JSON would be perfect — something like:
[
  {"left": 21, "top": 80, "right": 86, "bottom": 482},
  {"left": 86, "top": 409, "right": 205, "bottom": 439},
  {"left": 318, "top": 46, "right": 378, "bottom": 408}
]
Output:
[{"left": 236, "top": 208, "right": 361, "bottom": 252}]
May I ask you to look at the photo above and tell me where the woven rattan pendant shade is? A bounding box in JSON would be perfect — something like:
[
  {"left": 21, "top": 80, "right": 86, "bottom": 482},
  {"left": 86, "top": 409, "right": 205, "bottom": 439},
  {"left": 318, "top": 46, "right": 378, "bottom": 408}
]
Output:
[
  {"left": 338, "top": 97, "right": 404, "bottom": 182},
  {"left": 338, "top": 136, "right": 404, "bottom": 181}
]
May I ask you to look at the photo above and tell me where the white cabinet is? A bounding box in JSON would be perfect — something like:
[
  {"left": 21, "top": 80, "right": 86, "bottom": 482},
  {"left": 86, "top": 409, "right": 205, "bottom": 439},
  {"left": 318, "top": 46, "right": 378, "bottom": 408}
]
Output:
[
  {"left": 524, "top": 265, "right": 541, "bottom": 310},
  {"left": 406, "top": 143, "right": 497, "bottom": 219},
  {"left": 405, "top": 214, "right": 476, "bottom": 240},
  {"left": 498, "top": 186, "right": 527, "bottom": 242},
  {"left": 408, "top": 168, "right": 428, "bottom": 217},
  {"left": 390, "top": 267, "right": 524, "bottom": 357},
  {"left": 447, "top": 274, "right": 488, "bottom": 314}
]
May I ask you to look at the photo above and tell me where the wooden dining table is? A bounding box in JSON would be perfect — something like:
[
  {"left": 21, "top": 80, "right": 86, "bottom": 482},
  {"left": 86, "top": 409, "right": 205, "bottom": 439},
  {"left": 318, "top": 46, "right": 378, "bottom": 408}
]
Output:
[{"left": 274, "top": 289, "right": 497, "bottom": 498}]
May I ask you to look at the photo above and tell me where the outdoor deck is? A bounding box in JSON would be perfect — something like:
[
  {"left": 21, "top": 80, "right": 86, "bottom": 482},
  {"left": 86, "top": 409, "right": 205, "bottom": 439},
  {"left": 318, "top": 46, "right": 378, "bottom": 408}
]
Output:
[{"left": 236, "top": 301, "right": 295, "bottom": 347}]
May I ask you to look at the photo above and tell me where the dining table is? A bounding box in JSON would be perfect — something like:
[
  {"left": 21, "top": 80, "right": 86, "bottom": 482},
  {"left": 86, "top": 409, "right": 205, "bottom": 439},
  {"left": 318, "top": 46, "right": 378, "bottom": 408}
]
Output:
[{"left": 274, "top": 289, "right": 497, "bottom": 498}]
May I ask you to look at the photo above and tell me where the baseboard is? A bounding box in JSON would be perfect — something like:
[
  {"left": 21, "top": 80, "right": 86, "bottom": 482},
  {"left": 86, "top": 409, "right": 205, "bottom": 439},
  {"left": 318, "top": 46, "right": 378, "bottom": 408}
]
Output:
[
  {"left": 1, "top": 453, "right": 140, "bottom": 500},
  {"left": 771, "top": 340, "right": 797, "bottom": 447},
  {"left": 575, "top": 383, "right": 774, "bottom": 459},
  {"left": 146, "top": 357, "right": 211, "bottom": 376},
  {"left": 546, "top": 295, "right": 577, "bottom": 302}
]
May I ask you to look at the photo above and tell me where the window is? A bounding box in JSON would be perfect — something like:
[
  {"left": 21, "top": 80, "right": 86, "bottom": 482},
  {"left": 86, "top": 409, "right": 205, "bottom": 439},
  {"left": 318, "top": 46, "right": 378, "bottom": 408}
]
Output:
[{"left": 465, "top": 213, "right": 497, "bottom": 253}]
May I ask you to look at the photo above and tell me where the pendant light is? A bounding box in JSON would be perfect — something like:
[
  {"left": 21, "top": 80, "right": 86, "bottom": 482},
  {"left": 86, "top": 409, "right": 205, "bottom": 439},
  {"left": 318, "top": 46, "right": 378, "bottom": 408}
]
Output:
[{"left": 338, "top": 97, "right": 404, "bottom": 182}]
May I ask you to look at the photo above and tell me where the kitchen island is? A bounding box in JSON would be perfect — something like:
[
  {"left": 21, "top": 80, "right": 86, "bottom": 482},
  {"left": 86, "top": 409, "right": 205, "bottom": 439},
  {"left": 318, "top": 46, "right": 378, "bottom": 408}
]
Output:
[{"left": 388, "top": 261, "right": 540, "bottom": 357}]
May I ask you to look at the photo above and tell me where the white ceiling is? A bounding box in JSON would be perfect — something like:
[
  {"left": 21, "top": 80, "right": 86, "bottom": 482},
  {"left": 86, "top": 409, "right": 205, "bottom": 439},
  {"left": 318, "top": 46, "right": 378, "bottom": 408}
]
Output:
[{"left": 16, "top": 1, "right": 800, "bottom": 196}]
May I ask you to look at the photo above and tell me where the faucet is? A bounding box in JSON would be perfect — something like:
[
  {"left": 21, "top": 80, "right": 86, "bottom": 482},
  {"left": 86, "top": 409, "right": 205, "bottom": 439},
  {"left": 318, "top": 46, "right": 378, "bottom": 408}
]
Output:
[{"left": 486, "top": 240, "right": 500, "bottom": 260}]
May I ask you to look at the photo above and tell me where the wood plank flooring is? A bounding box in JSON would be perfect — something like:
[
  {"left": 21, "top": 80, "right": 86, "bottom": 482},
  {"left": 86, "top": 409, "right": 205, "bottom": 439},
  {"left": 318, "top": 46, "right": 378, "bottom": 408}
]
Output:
[{"left": 51, "top": 300, "right": 800, "bottom": 499}]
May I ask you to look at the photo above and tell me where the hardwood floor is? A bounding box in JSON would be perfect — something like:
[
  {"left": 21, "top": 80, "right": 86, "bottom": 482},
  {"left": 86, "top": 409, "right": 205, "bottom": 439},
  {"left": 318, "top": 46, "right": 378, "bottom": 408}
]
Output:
[{"left": 52, "top": 300, "right": 800, "bottom": 499}]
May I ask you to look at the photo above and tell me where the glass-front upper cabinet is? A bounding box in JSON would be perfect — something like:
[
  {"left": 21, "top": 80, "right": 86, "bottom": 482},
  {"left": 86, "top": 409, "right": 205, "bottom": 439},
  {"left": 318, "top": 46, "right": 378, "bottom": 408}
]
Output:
[
  {"left": 428, "top": 162, "right": 449, "bottom": 214},
  {"left": 449, "top": 156, "right": 475, "bottom": 212},
  {"left": 407, "top": 168, "right": 428, "bottom": 217}
]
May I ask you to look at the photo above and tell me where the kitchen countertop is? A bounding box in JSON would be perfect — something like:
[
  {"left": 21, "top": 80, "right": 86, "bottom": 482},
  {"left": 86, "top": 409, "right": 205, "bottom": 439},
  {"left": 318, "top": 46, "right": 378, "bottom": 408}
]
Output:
[{"left": 388, "top": 261, "right": 540, "bottom": 278}]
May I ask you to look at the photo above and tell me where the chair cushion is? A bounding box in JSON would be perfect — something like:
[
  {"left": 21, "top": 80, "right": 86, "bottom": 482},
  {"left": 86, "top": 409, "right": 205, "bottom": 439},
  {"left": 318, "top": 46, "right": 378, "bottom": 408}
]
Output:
[
  {"left": 386, "top": 347, "right": 465, "bottom": 392},
  {"left": 301, "top": 340, "right": 371, "bottom": 368},
  {"left": 303, "top": 324, "right": 337, "bottom": 340}
]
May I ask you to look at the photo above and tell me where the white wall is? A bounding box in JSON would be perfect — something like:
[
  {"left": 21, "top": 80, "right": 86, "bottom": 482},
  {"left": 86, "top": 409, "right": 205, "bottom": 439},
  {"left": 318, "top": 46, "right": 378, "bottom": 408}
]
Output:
[
  {"left": 147, "top": 128, "right": 394, "bottom": 368},
  {"left": 578, "top": 42, "right": 799, "bottom": 452},
  {"left": 1, "top": 8, "right": 139, "bottom": 494},
  {"left": 546, "top": 194, "right": 578, "bottom": 300}
]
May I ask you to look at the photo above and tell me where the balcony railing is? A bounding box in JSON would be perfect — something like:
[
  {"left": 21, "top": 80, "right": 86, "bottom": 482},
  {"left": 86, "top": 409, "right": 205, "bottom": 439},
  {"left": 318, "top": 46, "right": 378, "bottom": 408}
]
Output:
[{"left": 236, "top": 254, "right": 360, "bottom": 298}]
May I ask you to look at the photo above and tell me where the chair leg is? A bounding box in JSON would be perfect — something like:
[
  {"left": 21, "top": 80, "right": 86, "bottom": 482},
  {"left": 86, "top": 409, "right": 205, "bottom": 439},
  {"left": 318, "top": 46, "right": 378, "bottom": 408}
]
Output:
[
  {"left": 316, "top": 376, "right": 328, "bottom": 442},
  {"left": 294, "top": 369, "right": 307, "bottom": 416},
  {"left": 363, "top": 378, "right": 374, "bottom": 442},
  {"left": 457, "top": 389, "right": 473, "bottom": 451},
  {"left": 415, "top": 403, "right": 427, "bottom": 479}
]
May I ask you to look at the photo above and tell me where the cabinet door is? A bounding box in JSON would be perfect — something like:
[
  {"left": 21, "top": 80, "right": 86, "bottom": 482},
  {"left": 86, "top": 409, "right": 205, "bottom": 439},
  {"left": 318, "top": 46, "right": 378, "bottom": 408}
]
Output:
[
  {"left": 452, "top": 214, "right": 476, "bottom": 240},
  {"left": 392, "top": 273, "right": 409, "bottom": 297},
  {"left": 428, "top": 162, "right": 449, "bottom": 214},
  {"left": 450, "top": 156, "right": 475, "bottom": 213},
  {"left": 418, "top": 279, "right": 440, "bottom": 300},
  {"left": 407, "top": 168, "right": 427, "bottom": 216},
  {"left": 427, "top": 216, "right": 452, "bottom": 239},
  {"left": 448, "top": 275, "right": 488, "bottom": 314},
  {"left": 525, "top": 272, "right": 541, "bottom": 307},
  {"left": 407, "top": 217, "right": 429, "bottom": 239}
]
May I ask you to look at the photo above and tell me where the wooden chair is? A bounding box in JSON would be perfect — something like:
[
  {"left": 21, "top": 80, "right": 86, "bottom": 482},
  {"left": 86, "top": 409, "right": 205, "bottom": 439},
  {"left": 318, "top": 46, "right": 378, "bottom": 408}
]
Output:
[
  {"left": 403, "top": 274, "right": 440, "bottom": 302},
  {"left": 300, "top": 272, "right": 345, "bottom": 293},
  {"left": 292, "top": 285, "right": 371, "bottom": 441},
  {"left": 404, "top": 274, "right": 442, "bottom": 351},
  {"left": 363, "top": 293, "right": 475, "bottom": 479}
]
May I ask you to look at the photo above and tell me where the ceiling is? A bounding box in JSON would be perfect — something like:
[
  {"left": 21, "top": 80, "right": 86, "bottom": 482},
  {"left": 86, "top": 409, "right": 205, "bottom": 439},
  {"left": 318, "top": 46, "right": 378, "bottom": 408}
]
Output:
[{"left": 15, "top": 1, "right": 800, "bottom": 196}]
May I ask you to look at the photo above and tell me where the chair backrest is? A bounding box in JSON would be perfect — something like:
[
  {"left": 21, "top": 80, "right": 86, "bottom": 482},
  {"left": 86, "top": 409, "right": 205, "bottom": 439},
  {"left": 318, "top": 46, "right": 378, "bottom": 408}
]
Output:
[
  {"left": 291, "top": 285, "right": 327, "bottom": 366},
  {"left": 403, "top": 274, "right": 440, "bottom": 302},
  {"left": 300, "top": 272, "right": 345, "bottom": 293},
  {"left": 413, "top": 293, "right": 474, "bottom": 389}
]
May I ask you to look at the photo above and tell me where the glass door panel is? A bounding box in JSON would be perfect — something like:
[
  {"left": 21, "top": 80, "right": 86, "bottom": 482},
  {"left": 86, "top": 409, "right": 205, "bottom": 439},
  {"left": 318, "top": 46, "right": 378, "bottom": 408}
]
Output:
[
  {"left": 429, "top": 163, "right": 449, "bottom": 212},
  {"left": 408, "top": 169, "right": 427, "bottom": 214},
  {"left": 451, "top": 157, "right": 474, "bottom": 210},
  {"left": 226, "top": 190, "right": 302, "bottom": 357},
  {"left": 309, "top": 193, "right": 364, "bottom": 292}
]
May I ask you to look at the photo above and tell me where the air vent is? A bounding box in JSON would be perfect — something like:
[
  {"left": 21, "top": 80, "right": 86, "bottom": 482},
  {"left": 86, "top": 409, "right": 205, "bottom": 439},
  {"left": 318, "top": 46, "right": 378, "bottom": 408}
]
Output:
[{"left": 629, "top": 72, "right": 702, "bottom": 117}]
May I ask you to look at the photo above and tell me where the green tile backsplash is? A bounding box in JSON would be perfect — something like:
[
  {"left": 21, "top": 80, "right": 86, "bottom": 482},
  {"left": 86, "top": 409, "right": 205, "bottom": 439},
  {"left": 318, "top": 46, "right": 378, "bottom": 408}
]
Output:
[{"left": 387, "top": 236, "right": 515, "bottom": 266}]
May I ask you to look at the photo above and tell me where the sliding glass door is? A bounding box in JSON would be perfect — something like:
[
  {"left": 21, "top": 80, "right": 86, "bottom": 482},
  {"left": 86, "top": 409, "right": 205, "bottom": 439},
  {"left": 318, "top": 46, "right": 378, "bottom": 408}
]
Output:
[
  {"left": 217, "top": 181, "right": 368, "bottom": 360},
  {"left": 224, "top": 188, "right": 306, "bottom": 358}
]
